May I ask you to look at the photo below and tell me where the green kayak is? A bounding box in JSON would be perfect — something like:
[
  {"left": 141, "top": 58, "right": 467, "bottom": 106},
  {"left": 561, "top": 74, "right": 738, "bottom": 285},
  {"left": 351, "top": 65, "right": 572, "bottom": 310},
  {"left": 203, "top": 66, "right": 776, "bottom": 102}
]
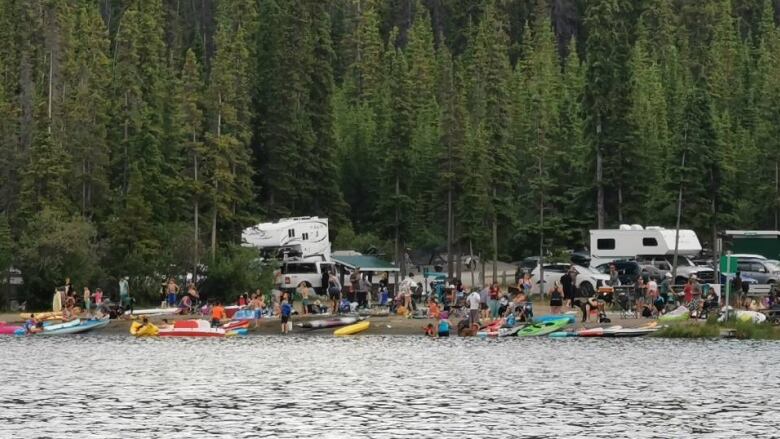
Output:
[{"left": 516, "top": 319, "right": 570, "bottom": 337}]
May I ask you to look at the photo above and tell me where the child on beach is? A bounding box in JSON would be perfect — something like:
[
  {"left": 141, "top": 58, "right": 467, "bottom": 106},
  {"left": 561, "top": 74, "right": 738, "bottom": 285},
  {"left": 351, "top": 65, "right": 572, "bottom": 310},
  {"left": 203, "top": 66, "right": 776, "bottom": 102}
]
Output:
[
  {"left": 428, "top": 298, "right": 441, "bottom": 320},
  {"left": 280, "top": 299, "right": 292, "bottom": 334},
  {"left": 424, "top": 323, "right": 435, "bottom": 337}
]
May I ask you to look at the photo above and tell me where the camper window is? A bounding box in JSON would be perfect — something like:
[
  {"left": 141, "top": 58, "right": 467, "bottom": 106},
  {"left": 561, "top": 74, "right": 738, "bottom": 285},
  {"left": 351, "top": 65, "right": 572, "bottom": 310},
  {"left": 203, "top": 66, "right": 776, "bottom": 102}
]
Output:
[
  {"left": 642, "top": 238, "right": 658, "bottom": 247},
  {"left": 288, "top": 229, "right": 295, "bottom": 238},
  {"left": 302, "top": 233, "right": 309, "bottom": 240},
  {"left": 597, "top": 239, "right": 616, "bottom": 250}
]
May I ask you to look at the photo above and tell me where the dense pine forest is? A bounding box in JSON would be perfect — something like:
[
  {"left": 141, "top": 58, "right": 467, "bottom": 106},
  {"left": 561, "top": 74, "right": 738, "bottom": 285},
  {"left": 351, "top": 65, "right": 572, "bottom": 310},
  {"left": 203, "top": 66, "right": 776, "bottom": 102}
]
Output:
[{"left": 1, "top": 0, "right": 780, "bottom": 303}]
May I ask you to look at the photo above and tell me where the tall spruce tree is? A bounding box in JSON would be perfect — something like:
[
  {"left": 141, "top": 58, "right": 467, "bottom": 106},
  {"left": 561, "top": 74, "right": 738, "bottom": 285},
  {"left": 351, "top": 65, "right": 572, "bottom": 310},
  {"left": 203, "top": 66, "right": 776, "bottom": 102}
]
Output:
[{"left": 207, "top": 0, "right": 257, "bottom": 259}]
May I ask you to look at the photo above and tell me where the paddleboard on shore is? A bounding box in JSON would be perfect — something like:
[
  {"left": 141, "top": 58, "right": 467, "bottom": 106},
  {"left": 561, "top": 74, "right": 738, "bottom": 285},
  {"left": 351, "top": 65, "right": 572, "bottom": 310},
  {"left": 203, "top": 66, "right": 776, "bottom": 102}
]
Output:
[{"left": 124, "top": 308, "right": 180, "bottom": 316}]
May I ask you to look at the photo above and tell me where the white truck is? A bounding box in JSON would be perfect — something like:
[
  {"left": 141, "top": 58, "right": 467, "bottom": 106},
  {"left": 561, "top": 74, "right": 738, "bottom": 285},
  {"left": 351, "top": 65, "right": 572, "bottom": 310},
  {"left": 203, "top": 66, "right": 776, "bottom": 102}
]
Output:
[
  {"left": 589, "top": 224, "right": 714, "bottom": 284},
  {"left": 242, "top": 217, "right": 334, "bottom": 293}
]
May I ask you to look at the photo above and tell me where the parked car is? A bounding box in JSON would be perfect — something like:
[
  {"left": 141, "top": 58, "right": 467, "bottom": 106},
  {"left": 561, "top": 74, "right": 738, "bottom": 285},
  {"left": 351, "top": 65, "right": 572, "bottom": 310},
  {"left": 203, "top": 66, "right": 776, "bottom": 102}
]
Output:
[
  {"left": 594, "top": 260, "right": 644, "bottom": 286},
  {"left": 635, "top": 255, "right": 716, "bottom": 285},
  {"left": 735, "top": 259, "right": 780, "bottom": 284},
  {"left": 530, "top": 263, "right": 610, "bottom": 297}
]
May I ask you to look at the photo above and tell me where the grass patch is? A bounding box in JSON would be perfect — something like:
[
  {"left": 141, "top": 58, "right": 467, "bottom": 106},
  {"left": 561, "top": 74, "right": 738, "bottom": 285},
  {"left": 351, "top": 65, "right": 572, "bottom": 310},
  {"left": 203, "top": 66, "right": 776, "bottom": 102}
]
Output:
[
  {"left": 655, "top": 321, "right": 721, "bottom": 339},
  {"left": 655, "top": 318, "right": 780, "bottom": 340}
]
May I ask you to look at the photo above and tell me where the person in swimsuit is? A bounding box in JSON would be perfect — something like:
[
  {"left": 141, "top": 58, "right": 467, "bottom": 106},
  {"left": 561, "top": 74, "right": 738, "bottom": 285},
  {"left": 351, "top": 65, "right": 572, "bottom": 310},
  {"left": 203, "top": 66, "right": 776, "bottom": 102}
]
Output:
[
  {"left": 548, "top": 281, "right": 564, "bottom": 314},
  {"left": 166, "top": 278, "right": 179, "bottom": 308},
  {"left": 280, "top": 298, "right": 292, "bottom": 334}
]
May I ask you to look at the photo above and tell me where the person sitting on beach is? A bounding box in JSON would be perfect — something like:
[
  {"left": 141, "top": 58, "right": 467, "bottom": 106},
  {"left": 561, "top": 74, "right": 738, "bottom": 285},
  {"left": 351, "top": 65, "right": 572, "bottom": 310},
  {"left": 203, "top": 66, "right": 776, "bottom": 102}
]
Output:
[
  {"left": 24, "top": 314, "right": 43, "bottom": 334},
  {"left": 210, "top": 301, "right": 227, "bottom": 327},
  {"left": 179, "top": 295, "right": 194, "bottom": 314},
  {"left": 428, "top": 298, "right": 441, "bottom": 320},
  {"left": 424, "top": 323, "right": 435, "bottom": 337},
  {"left": 498, "top": 293, "right": 510, "bottom": 316}
]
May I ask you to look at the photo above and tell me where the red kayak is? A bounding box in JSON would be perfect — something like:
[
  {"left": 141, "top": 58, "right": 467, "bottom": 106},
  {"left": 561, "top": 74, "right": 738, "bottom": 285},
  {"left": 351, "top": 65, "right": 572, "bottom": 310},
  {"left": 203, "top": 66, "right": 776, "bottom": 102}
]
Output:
[{"left": 158, "top": 320, "right": 227, "bottom": 337}]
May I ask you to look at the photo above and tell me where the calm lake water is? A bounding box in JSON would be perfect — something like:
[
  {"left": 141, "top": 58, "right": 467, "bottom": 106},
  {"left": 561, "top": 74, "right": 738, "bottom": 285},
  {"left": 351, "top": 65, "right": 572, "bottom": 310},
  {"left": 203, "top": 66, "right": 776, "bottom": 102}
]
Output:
[{"left": 0, "top": 335, "right": 777, "bottom": 438}]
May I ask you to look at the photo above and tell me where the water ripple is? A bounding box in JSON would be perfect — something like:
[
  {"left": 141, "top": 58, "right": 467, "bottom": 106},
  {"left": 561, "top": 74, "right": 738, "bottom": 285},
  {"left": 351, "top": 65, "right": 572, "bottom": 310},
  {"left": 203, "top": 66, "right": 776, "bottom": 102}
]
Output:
[{"left": 0, "top": 335, "right": 778, "bottom": 438}]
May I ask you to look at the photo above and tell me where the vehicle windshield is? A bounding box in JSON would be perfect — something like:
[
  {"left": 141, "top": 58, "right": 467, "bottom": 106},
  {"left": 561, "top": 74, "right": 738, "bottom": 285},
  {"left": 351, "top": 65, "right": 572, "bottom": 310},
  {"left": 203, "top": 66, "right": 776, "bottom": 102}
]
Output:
[
  {"left": 766, "top": 262, "right": 780, "bottom": 272},
  {"left": 578, "top": 266, "right": 602, "bottom": 275}
]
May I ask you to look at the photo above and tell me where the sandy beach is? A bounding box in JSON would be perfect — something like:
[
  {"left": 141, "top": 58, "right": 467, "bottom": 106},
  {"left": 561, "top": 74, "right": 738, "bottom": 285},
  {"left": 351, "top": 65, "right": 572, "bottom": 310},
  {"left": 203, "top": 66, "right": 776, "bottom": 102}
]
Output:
[{"left": 0, "top": 302, "right": 656, "bottom": 336}]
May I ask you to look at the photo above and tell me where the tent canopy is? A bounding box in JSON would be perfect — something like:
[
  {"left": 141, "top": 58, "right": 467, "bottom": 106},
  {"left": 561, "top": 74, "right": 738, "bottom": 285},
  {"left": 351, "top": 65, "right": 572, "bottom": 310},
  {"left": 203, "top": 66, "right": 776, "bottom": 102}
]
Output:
[{"left": 332, "top": 254, "right": 399, "bottom": 272}]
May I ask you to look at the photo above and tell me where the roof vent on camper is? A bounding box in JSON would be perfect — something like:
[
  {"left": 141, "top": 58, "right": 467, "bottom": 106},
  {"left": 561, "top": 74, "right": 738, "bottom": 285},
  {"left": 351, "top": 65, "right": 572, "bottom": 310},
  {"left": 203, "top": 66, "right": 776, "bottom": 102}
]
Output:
[
  {"left": 619, "top": 224, "right": 632, "bottom": 230},
  {"left": 645, "top": 226, "right": 664, "bottom": 230},
  {"left": 630, "top": 224, "right": 644, "bottom": 231}
]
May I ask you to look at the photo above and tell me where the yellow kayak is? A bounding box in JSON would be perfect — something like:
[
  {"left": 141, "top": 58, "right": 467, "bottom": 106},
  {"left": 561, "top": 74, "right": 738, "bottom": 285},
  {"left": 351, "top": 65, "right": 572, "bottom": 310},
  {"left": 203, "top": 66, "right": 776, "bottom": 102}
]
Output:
[
  {"left": 130, "top": 321, "right": 160, "bottom": 336},
  {"left": 333, "top": 320, "right": 370, "bottom": 336}
]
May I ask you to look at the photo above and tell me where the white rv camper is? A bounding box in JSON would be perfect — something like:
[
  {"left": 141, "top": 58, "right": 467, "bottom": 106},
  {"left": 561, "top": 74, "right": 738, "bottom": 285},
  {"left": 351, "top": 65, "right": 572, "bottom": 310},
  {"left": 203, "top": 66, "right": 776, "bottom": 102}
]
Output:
[
  {"left": 242, "top": 217, "right": 334, "bottom": 294},
  {"left": 242, "top": 216, "right": 331, "bottom": 262},
  {"left": 589, "top": 224, "right": 702, "bottom": 267}
]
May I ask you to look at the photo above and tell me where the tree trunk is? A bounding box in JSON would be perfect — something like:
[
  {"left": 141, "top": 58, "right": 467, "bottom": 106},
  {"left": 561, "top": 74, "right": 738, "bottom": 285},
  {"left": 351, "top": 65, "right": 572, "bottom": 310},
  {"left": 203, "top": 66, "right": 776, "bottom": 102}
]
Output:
[
  {"left": 775, "top": 160, "right": 778, "bottom": 230},
  {"left": 596, "top": 146, "right": 604, "bottom": 229},
  {"left": 539, "top": 153, "right": 545, "bottom": 298},
  {"left": 394, "top": 174, "right": 401, "bottom": 293},
  {"left": 491, "top": 188, "right": 498, "bottom": 283},
  {"left": 596, "top": 119, "right": 604, "bottom": 228},
  {"left": 212, "top": 93, "right": 222, "bottom": 262},
  {"left": 446, "top": 187, "right": 453, "bottom": 280},
  {"left": 193, "top": 131, "right": 199, "bottom": 277}
]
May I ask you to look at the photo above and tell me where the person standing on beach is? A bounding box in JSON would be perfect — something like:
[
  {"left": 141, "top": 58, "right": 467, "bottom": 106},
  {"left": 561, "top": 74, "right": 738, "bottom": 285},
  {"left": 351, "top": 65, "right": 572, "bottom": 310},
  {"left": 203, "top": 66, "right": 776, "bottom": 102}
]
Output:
[
  {"left": 479, "top": 285, "right": 489, "bottom": 320},
  {"left": 165, "top": 278, "right": 179, "bottom": 308},
  {"left": 488, "top": 282, "right": 500, "bottom": 320},
  {"left": 357, "top": 274, "right": 370, "bottom": 309},
  {"left": 349, "top": 268, "right": 360, "bottom": 304},
  {"left": 327, "top": 271, "right": 342, "bottom": 314},
  {"left": 83, "top": 287, "right": 92, "bottom": 317},
  {"left": 468, "top": 289, "right": 481, "bottom": 326},
  {"left": 280, "top": 298, "right": 292, "bottom": 334},
  {"left": 119, "top": 276, "right": 130, "bottom": 310},
  {"left": 561, "top": 268, "right": 575, "bottom": 308}
]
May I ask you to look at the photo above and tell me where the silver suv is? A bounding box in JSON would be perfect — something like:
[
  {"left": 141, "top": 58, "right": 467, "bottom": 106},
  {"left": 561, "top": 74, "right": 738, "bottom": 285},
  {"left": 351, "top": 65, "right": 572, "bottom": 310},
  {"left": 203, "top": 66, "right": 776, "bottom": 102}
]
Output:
[
  {"left": 735, "top": 258, "right": 780, "bottom": 284},
  {"left": 636, "top": 255, "right": 715, "bottom": 285}
]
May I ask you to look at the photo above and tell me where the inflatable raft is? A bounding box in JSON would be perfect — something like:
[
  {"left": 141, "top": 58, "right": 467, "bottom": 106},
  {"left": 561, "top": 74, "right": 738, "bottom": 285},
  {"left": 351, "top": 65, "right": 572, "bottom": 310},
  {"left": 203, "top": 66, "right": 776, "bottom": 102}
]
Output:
[{"left": 334, "top": 320, "right": 370, "bottom": 336}]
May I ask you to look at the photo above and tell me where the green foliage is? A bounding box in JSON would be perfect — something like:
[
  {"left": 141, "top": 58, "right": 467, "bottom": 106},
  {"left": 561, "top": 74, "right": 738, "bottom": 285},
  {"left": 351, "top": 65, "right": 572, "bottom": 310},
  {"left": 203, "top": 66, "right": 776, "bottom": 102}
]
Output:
[
  {"left": 2, "top": 0, "right": 780, "bottom": 299},
  {"left": 17, "top": 209, "right": 102, "bottom": 309},
  {"left": 199, "top": 244, "right": 274, "bottom": 303}
]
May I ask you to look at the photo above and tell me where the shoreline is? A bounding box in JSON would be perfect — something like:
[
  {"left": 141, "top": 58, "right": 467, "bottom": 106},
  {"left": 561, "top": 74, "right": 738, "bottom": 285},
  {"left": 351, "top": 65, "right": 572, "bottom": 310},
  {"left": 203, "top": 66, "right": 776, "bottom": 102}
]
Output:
[{"left": 3, "top": 303, "right": 778, "bottom": 338}]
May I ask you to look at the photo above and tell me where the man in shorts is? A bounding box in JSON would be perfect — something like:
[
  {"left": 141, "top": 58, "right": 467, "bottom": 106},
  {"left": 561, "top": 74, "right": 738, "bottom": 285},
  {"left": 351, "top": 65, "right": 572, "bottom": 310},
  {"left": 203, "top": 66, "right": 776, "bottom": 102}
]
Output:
[
  {"left": 280, "top": 298, "right": 292, "bottom": 334},
  {"left": 468, "top": 289, "right": 481, "bottom": 327}
]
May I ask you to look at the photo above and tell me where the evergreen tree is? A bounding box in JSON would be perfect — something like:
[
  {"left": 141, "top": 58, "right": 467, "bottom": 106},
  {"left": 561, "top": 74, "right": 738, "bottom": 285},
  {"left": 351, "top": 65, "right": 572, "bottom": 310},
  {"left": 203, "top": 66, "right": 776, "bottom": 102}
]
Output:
[
  {"left": 207, "top": 0, "right": 257, "bottom": 258},
  {"left": 18, "top": 130, "right": 71, "bottom": 218},
  {"left": 173, "top": 48, "right": 206, "bottom": 271},
  {"left": 470, "top": 2, "right": 515, "bottom": 268},
  {"left": 583, "top": 0, "right": 638, "bottom": 227},
  {"left": 307, "top": 2, "right": 349, "bottom": 227},
  {"left": 61, "top": 4, "right": 110, "bottom": 218}
]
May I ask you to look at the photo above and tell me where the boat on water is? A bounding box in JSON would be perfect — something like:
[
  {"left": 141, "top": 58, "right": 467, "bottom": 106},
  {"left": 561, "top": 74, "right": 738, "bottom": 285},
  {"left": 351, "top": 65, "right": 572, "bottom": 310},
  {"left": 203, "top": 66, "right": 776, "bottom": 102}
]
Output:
[{"left": 334, "top": 320, "right": 370, "bottom": 336}]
